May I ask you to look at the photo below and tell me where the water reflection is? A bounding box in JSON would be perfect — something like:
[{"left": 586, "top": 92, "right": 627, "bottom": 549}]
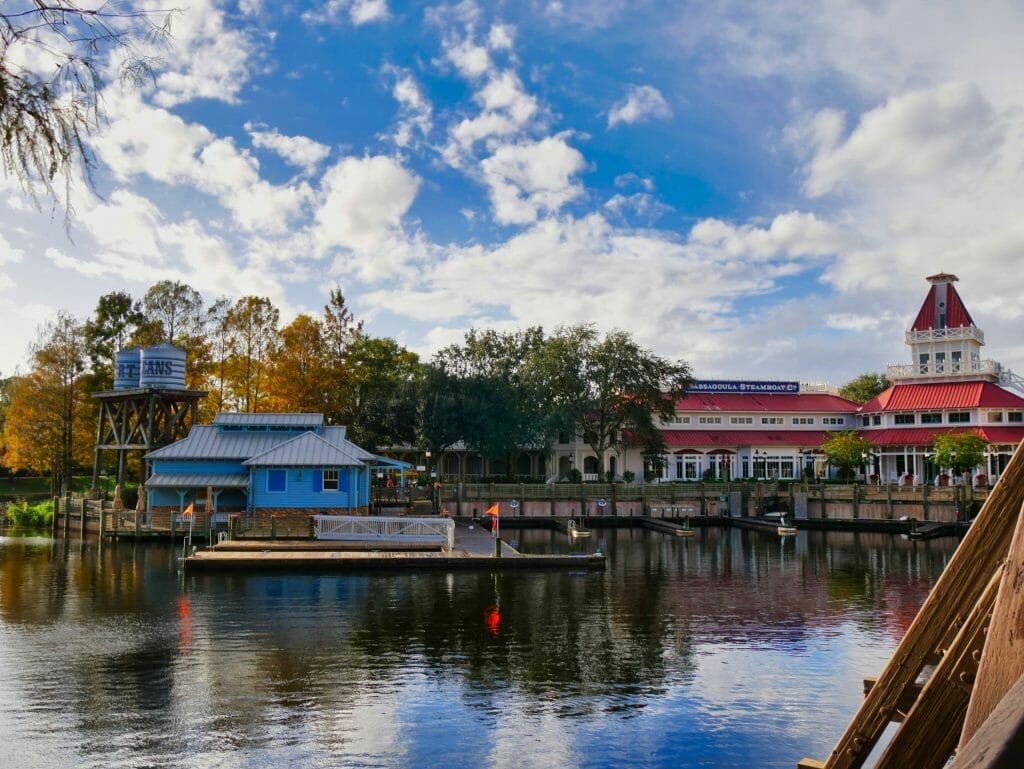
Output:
[{"left": 0, "top": 528, "right": 957, "bottom": 769}]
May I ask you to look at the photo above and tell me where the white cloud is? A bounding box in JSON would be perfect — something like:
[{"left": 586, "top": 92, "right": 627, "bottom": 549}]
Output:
[
  {"left": 94, "top": 95, "right": 310, "bottom": 234},
  {"left": 245, "top": 123, "right": 332, "bottom": 172},
  {"left": 142, "top": 0, "right": 260, "bottom": 107},
  {"left": 689, "top": 211, "right": 853, "bottom": 261},
  {"left": 313, "top": 155, "right": 422, "bottom": 269},
  {"left": 604, "top": 192, "right": 672, "bottom": 223},
  {"left": 351, "top": 0, "right": 390, "bottom": 25},
  {"left": 488, "top": 24, "right": 515, "bottom": 50},
  {"left": 0, "top": 232, "right": 25, "bottom": 267},
  {"left": 608, "top": 84, "right": 672, "bottom": 127},
  {"left": 384, "top": 70, "right": 434, "bottom": 148},
  {"left": 480, "top": 136, "right": 587, "bottom": 224},
  {"left": 799, "top": 82, "right": 1001, "bottom": 198}
]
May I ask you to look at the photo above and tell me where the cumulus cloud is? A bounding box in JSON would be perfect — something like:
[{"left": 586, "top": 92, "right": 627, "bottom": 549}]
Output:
[
  {"left": 383, "top": 69, "right": 434, "bottom": 148},
  {"left": 245, "top": 123, "right": 332, "bottom": 172},
  {"left": 480, "top": 136, "right": 587, "bottom": 224},
  {"left": 94, "top": 95, "right": 311, "bottom": 235},
  {"left": 302, "top": 0, "right": 391, "bottom": 26},
  {"left": 312, "top": 156, "right": 422, "bottom": 276},
  {"left": 607, "top": 85, "right": 672, "bottom": 127}
]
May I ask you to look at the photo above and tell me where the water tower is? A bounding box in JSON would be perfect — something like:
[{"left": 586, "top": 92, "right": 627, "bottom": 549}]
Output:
[{"left": 91, "top": 343, "right": 207, "bottom": 493}]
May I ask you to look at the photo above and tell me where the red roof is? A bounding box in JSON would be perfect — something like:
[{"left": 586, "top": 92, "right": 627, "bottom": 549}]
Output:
[
  {"left": 861, "top": 382, "right": 1024, "bottom": 412},
  {"left": 863, "top": 426, "right": 1024, "bottom": 446},
  {"left": 662, "top": 429, "right": 836, "bottom": 449},
  {"left": 910, "top": 279, "right": 974, "bottom": 331},
  {"left": 675, "top": 392, "right": 860, "bottom": 413}
]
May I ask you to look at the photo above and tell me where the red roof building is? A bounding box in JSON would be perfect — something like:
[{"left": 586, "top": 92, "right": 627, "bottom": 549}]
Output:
[{"left": 860, "top": 274, "right": 1024, "bottom": 483}]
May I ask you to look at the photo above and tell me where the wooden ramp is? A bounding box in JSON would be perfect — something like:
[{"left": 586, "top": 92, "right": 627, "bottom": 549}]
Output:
[{"left": 798, "top": 442, "right": 1024, "bottom": 769}]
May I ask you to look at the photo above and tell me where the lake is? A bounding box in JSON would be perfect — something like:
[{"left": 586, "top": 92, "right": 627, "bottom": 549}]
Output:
[{"left": 0, "top": 526, "right": 956, "bottom": 769}]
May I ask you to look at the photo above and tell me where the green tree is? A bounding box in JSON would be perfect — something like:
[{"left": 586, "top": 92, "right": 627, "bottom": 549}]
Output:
[
  {"left": 1, "top": 3, "right": 174, "bottom": 223},
  {"left": 933, "top": 432, "right": 986, "bottom": 479},
  {"left": 434, "top": 327, "right": 550, "bottom": 473},
  {"left": 321, "top": 287, "right": 364, "bottom": 425},
  {"left": 533, "top": 324, "right": 693, "bottom": 476},
  {"left": 820, "top": 430, "right": 875, "bottom": 481},
  {"left": 839, "top": 372, "right": 891, "bottom": 404},
  {"left": 83, "top": 291, "right": 144, "bottom": 389},
  {"left": 346, "top": 336, "right": 420, "bottom": 452},
  {"left": 2, "top": 313, "right": 91, "bottom": 493},
  {"left": 141, "top": 280, "right": 206, "bottom": 345},
  {"left": 224, "top": 296, "right": 280, "bottom": 412}
]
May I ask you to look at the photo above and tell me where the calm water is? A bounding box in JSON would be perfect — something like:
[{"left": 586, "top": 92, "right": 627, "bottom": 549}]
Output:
[{"left": 0, "top": 526, "right": 956, "bottom": 769}]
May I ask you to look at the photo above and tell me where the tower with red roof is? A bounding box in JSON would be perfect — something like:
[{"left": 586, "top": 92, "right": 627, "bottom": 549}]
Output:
[{"left": 860, "top": 274, "right": 1024, "bottom": 483}]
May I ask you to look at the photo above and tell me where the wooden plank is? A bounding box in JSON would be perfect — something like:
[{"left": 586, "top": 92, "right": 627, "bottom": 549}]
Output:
[
  {"left": 801, "top": 444, "right": 1024, "bottom": 769},
  {"left": 873, "top": 568, "right": 1002, "bottom": 768},
  {"left": 951, "top": 672, "right": 1024, "bottom": 769},
  {"left": 960, "top": 500, "right": 1024, "bottom": 747},
  {"left": 862, "top": 678, "right": 923, "bottom": 723}
]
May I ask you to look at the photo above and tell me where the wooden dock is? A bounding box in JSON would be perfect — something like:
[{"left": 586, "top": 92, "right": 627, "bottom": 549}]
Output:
[{"left": 184, "top": 520, "right": 605, "bottom": 573}]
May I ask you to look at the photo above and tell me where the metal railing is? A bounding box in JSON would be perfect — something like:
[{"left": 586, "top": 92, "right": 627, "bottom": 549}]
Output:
[{"left": 312, "top": 515, "right": 455, "bottom": 550}]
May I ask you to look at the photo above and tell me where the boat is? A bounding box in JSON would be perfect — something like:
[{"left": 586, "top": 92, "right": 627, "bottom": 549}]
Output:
[
  {"left": 776, "top": 514, "right": 798, "bottom": 536},
  {"left": 567, "top": 519, "right": 592, "bottom": 538}
]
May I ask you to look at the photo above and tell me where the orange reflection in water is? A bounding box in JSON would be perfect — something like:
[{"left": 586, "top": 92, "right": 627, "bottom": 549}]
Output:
[
  {"left": 484, "top": 604, "right": 500, "bottom": 636},
  {"left": 177, "top": 595, "right": 192, "bottom": 652}
]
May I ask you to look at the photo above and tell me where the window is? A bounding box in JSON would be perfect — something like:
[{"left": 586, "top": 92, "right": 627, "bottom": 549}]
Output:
[
  {"left": 1009, "top": 412, "right": 1023, "bottom": 423},
  {"left": 323, "top": 469, "right": 339, "bottom": 491},
  {"left": 919, "top": 353, "right": 930, "bottom": 374},
  {"left": 267, "top": 469, "right": 286, "bottom": 492},
  {"left": 935, "top": 352, "right": 946, "bottom": 373},
  {"left": 895, "top": 414, "right": 915, "bottom": 425},
  {"left": 823, "top": 417, "right": 844, "bottom": 425},
  {"left": 792, "top": 417, "right": 814, "bottom": 425},
  {"left": 988, "top": 411, "right": 1004, "bottom": 423},
  {"left": 761, "top": 417, "right": 783, "bottom": 425},
  {"left": 731, "top": 416, "right": 753, "bottom": 424},
  {"left": 952, "top": 351, "right": 962, "bottom": 372},
  {"left": 698, "top": 416, "right": 722, "bottom": 424},
  {"left": 948, "top": 412, "right": 970, "bottom": 423},
  {"left": 921, "top": 413, "right": 942, "bottom": 424},
  {"left": 862, "top": 416, "right": 870, "bottom": 427},
  {"left": 872, "top": 415, "right": 882, "bottom": 425}
]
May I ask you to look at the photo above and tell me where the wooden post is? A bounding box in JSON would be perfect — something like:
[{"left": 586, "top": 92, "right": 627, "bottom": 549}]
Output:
[
  {"left": 457, "top": 482, "right": 463, "bottom": 517},
  {"left": 63, "top": 491, "right": 71, "bottom": 537},
  {"left": 800, "top": 443, "right": 1024, "bottom": 769},
  {"left": 699, "top": 483, "right": 706, "bottom": 516},
  {"left": 820, "top": 482, "right": 827, "bottom": 520},
  {"left": 852, "top": 483, "right": 859, "bottom": 519},
  {"left": 79, "top": 497, "right": 87, "bottom": 538},
  {"left": 52, "top": 495, "right": 60, "bottom": 537},
  {"left": 99, "top": 501, "right": 106, "bottom": 539},
  {"left": 271, "top": 516, "right": 277, "bottom": 539},
  {"left": 886, "top": 484, "right": 893, "bottom": 520},
  {"left": 923, "top": 483, "right": 930, "bottom": 521},
  {"left": 610, "top": 482, "right": 617, "bottom": 516}
]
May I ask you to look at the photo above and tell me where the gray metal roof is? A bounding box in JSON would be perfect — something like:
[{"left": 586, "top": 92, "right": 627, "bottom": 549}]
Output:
[
  {"left": 145, "top": 472, "right": 249, "bottom": 488},
  {"left": 146, "top": 423, "right": 369, "bottom": 466},
  {"left": 243, "top": 431, "right": 374, "bottom": 467},
  {"left": 213, "top": 412, "right": 324, "bottom": 428}
]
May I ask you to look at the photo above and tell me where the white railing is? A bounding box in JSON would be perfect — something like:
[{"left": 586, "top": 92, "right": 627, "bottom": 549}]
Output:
[
  {"left": 905, "top": 326, "right": 984, "bottom": 344},
  {"left": 312, "top": 515, "right": 455, "bottom": 551},
  {"left": 887, "top": 359, "right": 1003, "bottom": 380}
]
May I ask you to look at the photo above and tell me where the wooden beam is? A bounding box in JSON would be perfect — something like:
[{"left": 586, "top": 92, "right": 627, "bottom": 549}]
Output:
[
  {"left": 961, "top": 500, "right": 1024, "bottom": 747},
  {"left": 862, "top": 677, "right": 923, "bottom": 723},
  {"left": 803, "top": 445, "right": 1024, "bottom": 769},
  {"left": 873, "top": 568, "right": 1002, "bottom": 768}
]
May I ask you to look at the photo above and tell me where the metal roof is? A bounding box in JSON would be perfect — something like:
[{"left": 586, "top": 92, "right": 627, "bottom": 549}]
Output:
[
  {"left": 146, "top": 424, "right": 354, "bottom": 460},
  {"left": 244, "top": 431, "right": 374, "bottom": 467},
  {"left": 673, "top": 392, "right": 860, "bottom": 413},
  {"left": 861, "top": 382, "right": 1024, "bottom": 412},
  {"left": 213, "top": 412, "right": 325, "bottom": 428},
  {"left": 145, "top": 472, "right": 249, "bottom": 488},
  {"left": 911, "top": 278, "right": 974, "bottom": 331}
]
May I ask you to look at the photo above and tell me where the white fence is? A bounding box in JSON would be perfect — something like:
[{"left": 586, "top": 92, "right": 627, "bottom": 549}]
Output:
[{"left": 312, "top": 515, "right": 455, "bottom": 551}]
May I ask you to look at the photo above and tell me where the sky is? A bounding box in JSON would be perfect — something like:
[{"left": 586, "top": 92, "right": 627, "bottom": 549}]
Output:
[{"left": 2, "top": 0, "right": 1024, "bottom": 387}]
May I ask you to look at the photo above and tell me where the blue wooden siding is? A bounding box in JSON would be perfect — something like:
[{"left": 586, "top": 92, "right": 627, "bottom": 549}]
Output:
[{"left": 250, "top": 467, "right": 368, "bottom": 509}]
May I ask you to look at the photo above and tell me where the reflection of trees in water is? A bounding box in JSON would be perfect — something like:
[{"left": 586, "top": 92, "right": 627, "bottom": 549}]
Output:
[{"left": 0, "top": 527, "right": 960, "bottom": 753}]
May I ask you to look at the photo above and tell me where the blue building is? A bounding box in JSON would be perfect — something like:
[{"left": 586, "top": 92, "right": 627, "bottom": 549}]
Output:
[{"left": 144, "top": 413, "right": 402, "bottom": 519}]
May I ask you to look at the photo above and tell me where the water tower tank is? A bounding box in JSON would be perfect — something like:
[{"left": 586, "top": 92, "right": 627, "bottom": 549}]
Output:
[
  {"left": 113, "top": 347, "right": 142, "bottom": 389},
  {"left": 140, "top": 343, "right": 187, "bottom": 389}
]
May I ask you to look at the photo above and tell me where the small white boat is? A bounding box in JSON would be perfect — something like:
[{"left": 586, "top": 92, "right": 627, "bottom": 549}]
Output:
[
  {"left": 776, "top": 514, "right": 797, "bottom": 536},
  {"left": 567, "top": 519, "right": 591, "bottom": 538}
]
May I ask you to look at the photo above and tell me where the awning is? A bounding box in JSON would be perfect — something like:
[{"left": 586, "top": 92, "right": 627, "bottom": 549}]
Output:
[{"left": 145, "top": 472, "right": 249, "bottom": 488}]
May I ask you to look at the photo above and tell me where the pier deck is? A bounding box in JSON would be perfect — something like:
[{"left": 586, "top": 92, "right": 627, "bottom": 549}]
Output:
[{"left": 185, "top": 520, "right": 605, "bottom": 573}]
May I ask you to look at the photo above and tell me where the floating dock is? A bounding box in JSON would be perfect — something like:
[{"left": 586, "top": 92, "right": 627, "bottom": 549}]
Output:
[{"left": 184, "top": 520, "right": 605, "bottom": 573}]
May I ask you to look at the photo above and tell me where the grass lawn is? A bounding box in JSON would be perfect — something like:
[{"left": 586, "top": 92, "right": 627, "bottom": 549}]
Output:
[{"left": 0, "top": 475, "right": 116, "bottom": 499}]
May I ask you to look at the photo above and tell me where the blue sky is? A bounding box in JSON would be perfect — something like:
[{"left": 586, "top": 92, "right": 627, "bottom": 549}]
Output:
[{"left": 3, "top": 0, "right": 1023, "bottom": 385}]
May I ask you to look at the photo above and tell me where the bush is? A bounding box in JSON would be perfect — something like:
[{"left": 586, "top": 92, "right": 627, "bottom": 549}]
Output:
[
  {"left": 622, "top": 470, "right": 636, "bottom": 484},
  {"left": 4, "top": 499, "right": 54, "bottom": 528}
]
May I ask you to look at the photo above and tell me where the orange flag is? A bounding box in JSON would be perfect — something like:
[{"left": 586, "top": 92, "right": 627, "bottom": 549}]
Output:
[
  {"left": 182, "top": 502, "right": 194, "bottom": 519},
  {"left": 484, "top": 503, "right": 499, "bottom": 517}
]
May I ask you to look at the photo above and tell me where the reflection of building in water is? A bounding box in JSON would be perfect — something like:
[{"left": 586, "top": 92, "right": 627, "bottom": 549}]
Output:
[
  {"left": 859, "top": 273, "right": 1024, "bottom": 483},
  {"left": 553, "top": 274, "right": 1024, "bottom": 485}
]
